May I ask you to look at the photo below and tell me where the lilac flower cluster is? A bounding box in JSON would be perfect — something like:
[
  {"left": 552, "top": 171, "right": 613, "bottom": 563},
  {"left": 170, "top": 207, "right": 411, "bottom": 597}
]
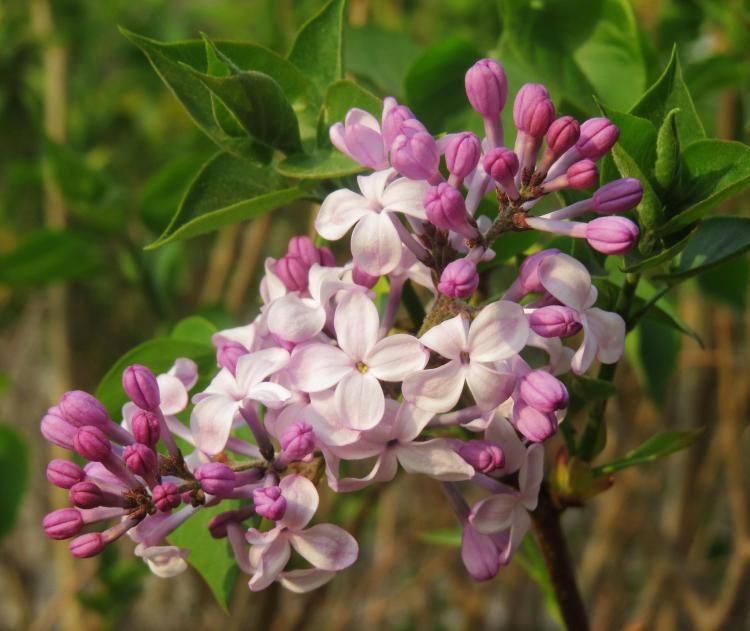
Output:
[{"left": 41, "top": 57, "right": 641, "bottom": 590}]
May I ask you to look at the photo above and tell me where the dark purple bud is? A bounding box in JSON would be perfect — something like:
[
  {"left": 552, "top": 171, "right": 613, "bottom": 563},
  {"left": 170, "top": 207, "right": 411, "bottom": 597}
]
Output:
[
  {"left": 123, "top": 444, "right": 158, "bottom": 480},
  {"left": 513, "top": 84, "right": 549, "bottom": 129},
  {"left": 465, "top": 59, "right": 508, "bottom": 118},
  {"left": 47, "top": 459, "right": 85, "bottom": 489},
  {"left": 70, "top": 532, "right": 106, "bottom": 558},
  {"left": 576, "top": 118, "right": 619, "bottom": 160},
  {"left": 445, "top": 132, "right": 482, "bottom": 180},
  {"left": 280, "top": 422, "right": 315, "bottom": 461},
  {"left": 438, "top": 259, "right": 479, "bottom": 299},
  {"left": 131, "top": 409, "right": 161, "bottom": 447},
  {"left": 520, "top": 371, "right": 569, "bottom": 413},
  {"left": 59, "top": 391, "right": 109, "bottom": 428},
  {"left": 546, "top": 116, "right": 580, "bottom": 157},
  {"left": 319, "top": 246, "right": 336, "bottom": 267},
  {"left": 593, "top": 178, "right": 643, "bottom": 214},
  {"left": 513, "top": 401, "right": 558, "bottom": 442},
  {"left": 528, "top": 305, "right": 582, "bottom": 338},
  {"left": 122, "top": 365, "right": 160, "bottom": 412},
  {"left": 352, "top": 265, "right": 379, "bottom": 289},
  {"left": 520, "top": 97, "right": 555, "bottom": 138},
  {"left": 424, "top": 183, "right": 473, "bottom": 236},
  {"left": 586, "top": 216, "right": 639, "bottom": 254},
  {"left": 517, "top": 249, "right": 561, "bottom": 294},
  {"left": 152, "top": 482, "right": 181, "bottom": 512},
  {"left": 275, "top": 254, "right": 309, "bottom": 292},
  {"left": 483, "top": 148, "right": 519, "bottom": 187},
  {"left": 43, "top": 508, "right": 83, "bottom": 540},
  {"left": 252, "top": 486, "right": 287, "bottom": 521},
  {"left": 390, "top": 129, "right": 440, "bottom": 181},
  {"left": 566, "top": 160, "right": 598, "bottom": 189},
  {"left": 382, "top": 97, "right": 416, "bottom": 149},
  {"left": 74, "top": 426, "right": 112, "bottom": 462},
  {"left": 195, "top": 462, "right": 236, "bottom": 497},
  {"left": 40, "top": 407, "right": 77, "bottom": 450},
  {"left": 217, "top": 341, "right": 247, "bottom": 375},
  {"left": 458, "top": 440, "right": 505, "bottom": 473},
  {"left": 69, "top": 481, "right": 105, "bottom": 509}
]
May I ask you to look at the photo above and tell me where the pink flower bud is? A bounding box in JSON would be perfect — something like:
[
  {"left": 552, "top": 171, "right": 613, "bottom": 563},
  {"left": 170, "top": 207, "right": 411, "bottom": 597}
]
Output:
[
  {"left": 122, "top": 365, "right": 160, "bottom": 411},
  {"left": 521, "top": 97, "right": 555, "bottom": 139},
  {"left": 465, "top": 59, "right": 508, "bottom": 118},
  {"left": 513, "top": 83, "right": 549, "bottom": 129},
  {"left": 286, "top": 236, "right": 317, "bottom": 265},
  {"left": 74, "top": 426, "right": 112, "bottom": 462},
  {"left": 586, "top": 216, "right": 639, "bottom": 254},
  {"left": 483, "top": 148, "right": 519, "bottom": 195},
  {"left": 329, "top": 110, "right": 387, "bottom": 170},
  {"left": 458, "top": 440, "right": 505, "bottom": 473},
  {"left": 70, "top": 532, "right": 106, "bottom": 558},
  {"left": 131, "top": 409, "right": 161, "bottom": 447},
  {"left": 195, "top": 462, "right": 236, "bottom": 497},
  {"left": 438, "top": 259, "right": 479, "bottom": 299},
  {"left": 252, "top": 486, "right": 287, "bottom": 521},
  {"left": 576, "top": 118, "right": 619, "bottom": 160},
  {"left": 424, "top": 183, "right": 473, "bottom": 235},
  {"left": 352, "top": 265, "right": 379, "bottom": 289},
  {"left": 520, "top": 371, "right": 569, "bottom": 413},
  {"left": 47, "top": 459, "right": 85, "bottom": 489},
  {"left": 445, "top": 132, "right": 482, "bottom": 179},
  {"left": 123, "top": 444, "right": 158, "bottom": 480},
  {"left": 280, "top": 421, "right": 315, "bottom": 461},
  {"left": 593, "top": 178, "right": 643, "bottom": 214},
  {"left": 152, "top": 482, "right": 181, "bottom": 512},
  {"left": 319, "top": 246, "right": 336, "bottom": 267},
  {"left": 43, "top": 508, "right": 83, "bottom": 540},
  {"left": 390, "top": 129, "right": 440, "bottom": 181},
  {"left": 546, "top": 116, "right": 580, "bottom": 157},
  {"left": 381, "top": 97, "right": 416, "bottom": 149},
  {"left": 528, "top": 305, "right": 582, "bottom": 338},
  {"left": 566, "top": 159, "right": 598, "bottom": 189},
  {"left": 217, "top": 341, "right": 247, "bottom": 375},
  {"left": 69, "top": 481, "right": 105, "bottom": 509},
  {"left": 59, "top": 390, "right": 109, "bottom": 428},
  {"left": 275, "top": 254, "right": 309, "bottom": 292},
  {"left": 517, "top": 249, "right": 561, "bottom": 294},
  {"left": 40, "top": 407, "right": 77, "bottom": 450},
  {"left": 513, "top": 401, "right": 558, "bottom": 442}
]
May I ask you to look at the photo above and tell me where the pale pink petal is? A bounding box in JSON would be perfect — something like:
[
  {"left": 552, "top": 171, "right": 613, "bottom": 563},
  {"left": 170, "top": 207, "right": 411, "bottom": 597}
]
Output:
[
  {"left": 189, "top": 394, "right": 239, "bottom": 455},
  {"left": 315, "top": 189, "right": 372, "bottom": 240},
  {"left": 402, "top": 360, "right": 466, "bottom": 413},
  {"left": 351, "top": 211, "right": 402, "bottom": 276},
  {"left": 345, "top": 108, "right": 381, "bottom": 132},
  {"left": 168, "top": 358, "right": 198, "bottom": 390},
  {"left": 248, "top": 382, "right": 291, "bottom": 409},
  {"left": 289, "top": 523, "right": 359, "bottom": 571},
  {"left": 329, "top": 122, "right": 348, "bottom": 155},
  {"left": 289, "top": 343, "right": 354, "bottom": 392},
  {"left": 212, "top": 324, "right": 256, "bottom": 352},
  {"left": 466, "top": 362, "right": 516, "bottom": 411},
  {"left": 330, "top": 451, "right": 399, "bottom": 491},
  {"left": 236, "top": 347, "right": 290, "bottom": 392},
  {"left": 485, "top": 414, "right": 525, "bottom": 475},
  {"left": 279, "top": 475, "right": 319, "bottom": 531},
  {"left": 392, "top": 401, "right": 434, "bottom": 442},
  {"left": 135, "top": 544, "right": 189, "bottom": 578},
  {"left": 304, "top": 395, "right": 363, "bottom": 449},
  {"left": 500, "top": 508, "right": 531, "bottom": 564},
  {"left": 570, "top": 320, "right": 598, "bottom": 375},
  {"left": 248, "top": 535, "right": 291, "bottom": 591},
  {"left": 467, "top": 301, "right": 529, "bottom": 362},
  {"left": 334, "top": 292, "right": 379, "bottom": 360},
  {"left": 381, "top": 178, "right": 430, "bottom": 219},
  {"left": 538, "top": 253, "right": 592, "bottom": 311},
  {"left": 279, "top": 568, "right": 336, "bottom": 593},
  {"left": 470, "top": 493, "right": 519, "bottom": 534},
  {"left": 419, "top": 314, "right": 469, "bottom": 359},
  {"left": 396, "top": 439, "right": 475, "bottom": 480},
  {"left": 519, "top": 444, "right": 544, "bottom": 510},
  {"left": 357, "top": 168, "right": 393, "bottom": 202},
  {"left": 334, "top": 371, "right": 385, "bottom": 431},
  {"left": 586, "top": 307, "right": 625, "bottom": 364},
  {"left": 157, "top": 374, "right": 188, "bottom": 415},
  {"left": 345, "top": 124, "right": 387, "bottom": 169},
  {"left": 366, "top": 334, "right": 428, "bottom": 381},
  {"left": 267, "top": 294, "right": 326, "bottom": 343}
]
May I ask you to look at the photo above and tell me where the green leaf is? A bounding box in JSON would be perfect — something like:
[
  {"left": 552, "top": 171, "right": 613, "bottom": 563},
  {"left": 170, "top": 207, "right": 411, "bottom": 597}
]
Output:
[
  {"left": 171, "top": 316, "right": 218, "bottom": 346},
  {"left": 570, "top": 375, "right": 618, "bottom": 402},
  {"left": 515, "top": 537, "right": 563, "bottom": 627},
  {"left": 0, "top": 424, "right": 29, "bottom": 540},
  {"left": 658, "top": 140, "right": 750, "bottom": 235},
  {"left": 417, "top": 528, "right": 461, "bottom": 547},
  {"left": 95, "top": 339, "right": 214, "bottom": 417},
  {"left": 316, "top": 79, "right": 383, "bottom": 148},
  {"left": 168, "top": 502, "right": 240, "bottom": 612},
  {"left": 630, "top": 47, "right": 705, "bottom": 147},
  {"left": 0, "top": 229, "right": 101, "bottom": 288},
  {"left": 147, "top": 153, "right": 304, "bottom": 249},
  {"left": 593, "top": 428, "right": 704, "bottom": 476},
  {"left": 697, "top": 255, "right": 748, "bottom": 312},
  {"left": 627, "top": 318, "right": 682, "bottom": 407},
  {"left": 287, "top": 0, "right": 346, "bottom": 97},
  {"left": 666, "top": 216, "right": 750, "bottom": 280},
  {"left": 654, "top": 108, "right": 681, "bottom": 194},
  {"left": 610, "top": 142, "right": 664, "bottom": 233},
  {"left": 621, "top": 227, "right": 694, "bottom": 273},
  {"left": 276, "top": 151, "right": 363, "bottom": 179}
]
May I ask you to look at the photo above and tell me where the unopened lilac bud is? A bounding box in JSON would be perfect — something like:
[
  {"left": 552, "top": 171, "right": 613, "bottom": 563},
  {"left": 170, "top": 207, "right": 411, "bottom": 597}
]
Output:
[
  {"left": 566, "top": 160, "right": 598, "bottom": 189},
  {"left": 280, "top": 422, "right": 315, "bottom": 461},
  {"left": 70, "top": 532, "right": 106, "bottom": 558},
  {"left": 517, "top": 249, "right": 561, "bottom": 294},
  {"left": 195, "top": 462, "right": 236, "bottom": 497},
  {"left": 319, "top": 246, "right": 336, "bottom": 267},
  {"left": 458, "top": 440, "right": 505, "bottom": 473},
  {"left": 438, "top": 259, "right": 479, "bottom": 299},
  {"left": 47, "top": 459, "right": 85, "bottom": 489},
  {"left": 546, "top": 116, "right": 580, "bottom": 157},
  {"left": 424, "top": 183, "right": 474, "bottom": 236},
  {"left": 287, "top": 236, "right": 318, "bottom": 265},
  {"left": 586, "top": 216, "right": 639, "bottom": 254},
  {"left": 529, "top": 305, "right": 582, "bottom": 338},
  {"left": 41, "top": 407, "right": 77, "bottom": 450},
  {"left": 122, "top": 365, "right": 160, "bottom": 411},
  {"left": 123, "top": 444, "right": 158, "bottom": 480},
  {"left": 513, "top": 84, "right": 549, "bottom": 129},
  {"left": 252, "top": 486, "right": 287, "bottom": 521},
  {"left": 152, "top": 482, "right": 181, "bottom": 512},
  {"left": 593, "top": 178, "right": 643, "bottom": 214},
  {"left": 521, "top": 96, "right": 555, "bottom": 138},
  {"left": 520, "top": 371, "right": 569, "bottom": 413},
  {"left": 352, "top": 265, "right": 379, "bottom": 289},
  {"left": 465, "top": 59, "right": 508, "bottom": 118},
  {"left": 381, "top": 97, "right": 416, "bottom": 149},
  {"left": 483, "top": 148, "right": 519, "bottom": 197},
  {"left": 131, "top": 409, "right": 161, "bottom": 447},
  {"left": 43, "top": 508, "right": 83, "bottom": 540},
  {"left": 59, "top": 390, "right": 109, "bottom": 428},
  {"left": 275, "top": 255, "right": 309, "bottom": 292},
  {"left": 445, "top": 132, "right": 482, "bottom": 180},
  {"left": 217, "top": 341, "right": 247, "bottom": 375},
  {"left": 390, "top": 130, "right": 440, "bottom": 181},
  {"left": 513, "top": 401, "right": 558, "bottom": 442},
  {"left": 577, "top": 118, "right": 619, "bottom": 160},
  {"left": 69, "top": 481, "right": 105, "bottom": 509},
  {"left": 74, "top": 426, "right": 112, "bottom": 462}
]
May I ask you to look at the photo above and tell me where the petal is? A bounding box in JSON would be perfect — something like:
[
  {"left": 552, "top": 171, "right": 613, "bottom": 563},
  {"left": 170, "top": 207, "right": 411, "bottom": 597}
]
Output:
[
  {"left": 157, "top": 374, "right": 189, "bottom": 416},
  {"left": 396, "top": 439, "right": 475, "bottom": 480},
  {"left": 334, "top": 292, "right": 379, "bottom": 360},
  {"left": 289, "top": 523, "right": 359, "bottom": 571},
  {"left": 366, "top": 334, "right": 429, "bottom": 381},
  {"left": 248, "top": 535, "right": 291, "bottom": 591},
  {"left": 135, "top": 544, "right": 189, "bottom": 578},
  {"left": 168, "top": 358, "right": 198, "bottom": 390},
  {"left": 189, "top": 395, "right": 239, "bottom": 455},
  {"left": 279, "top": 475, "right": 319, "bottom": 530},
  {"left": 470, "top": 493, "right": 519, "bottom": 534},
  {"left": 585, "top": 308, "right": 625, "bottom": 364},
  {"left": 330, "top": 451, "right": 399, "bottom": 492},
  {"left": 461, "top": 525, "right": 502, "bottom": 581},
  {"left": 392, "top": 401, "right": 434, "bottom": 442},
  {"left": 381, "top": 178, "right": 429, "bottom": 219},
  {"left": 303, "top": 399, "right": 362, "bottom": 448},
  {"left": 500, "top": 509, "right": 531, "bottom": 565},
  {"left": 289, "top": 343, "right": 354, "bottom": 392},
  {"left": 345, "top": 108, "right": 381, "bottom": 132},
  {"left": 466, "top": 362, "right": 516, "bottom": 411},
  {"left": 279, "top": 568, "right": 336, "bottom": 593},
  {"left": 570, "top": 320, "right": 598, "bottom": 375},
  {"left": 248, "top": 382, "right": 291, "bottom": 409},
  {"left": 468, "top": 301, "right": 530, "bottom": 362},
  {"left": 402, "top": 360, "right": 466, "bottom": 413},
  {"left": 485, "top": 414, "right": 525, "bottom": 475},
  {"left": 357, "top": 168, "right": 393, "bottom": 202},
  {"left": 419, "top": 314, "right": 469, "bottom": 359},
  {"left": 329, "top": 121, "right": 348, "bottom": 156},
  {"left": 519, "top": 444, "right": 544, "bottom": 510},
  {"left": 538, "top": 253, "right": 592, "bottom": 311},
  {"left": 351, "top": 211, "right": 402, "bottom": 276},
  {"left": 267, "top": 294, "right": 326, "bottom": 344},
  {"left": 345, "top": 124, "right": 387, "bottom": 169},
  {"left": 315, "top": 189, "right": 372, "bottom": 241},
  {"left": 236, "top": 347, "right": 290, "bottom": 393},
  {"left": 334, "top": 372, "right": 385, "bottom": 431}
]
